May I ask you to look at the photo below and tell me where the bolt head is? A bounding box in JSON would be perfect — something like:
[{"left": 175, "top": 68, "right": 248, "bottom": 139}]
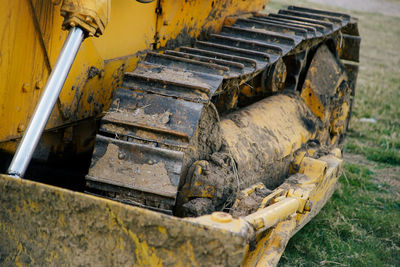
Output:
[
  {"left": 22, "top": 83, "right": 30, "bottom": 93},
  {"left": 17, "top": 124, "right": 25, "bottom": 133},
  {"left": 118, "top": 152, "right": 126, "bottom": 160},
  {"left": 35, "top": 80, "right": 43, "bottom": 90},
  {"left": 211, "top": 212, "right": 232, "bottom": 223}
]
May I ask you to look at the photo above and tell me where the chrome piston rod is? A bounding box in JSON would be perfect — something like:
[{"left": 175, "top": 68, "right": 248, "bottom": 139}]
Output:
[{"left": 7, "top": 27, "right": 84, "bottom": 177}]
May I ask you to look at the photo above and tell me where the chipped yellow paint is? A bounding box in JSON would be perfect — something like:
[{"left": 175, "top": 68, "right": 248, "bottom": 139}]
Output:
[
  {"left": 242, "top": 231, "right": 273, "bottom": 266},
  {"left": 290, "top": 150, "right": 306, "bottom": 174},
  {"left": 331, "top": 101, "right": 350, "bottom": 135},
  {"left": 300, "top": 80, "right": 325, "bottom": 120},
  {"left": 156, "top": 0, "right": 268, "bottom": 48},
  {"left": 178, "top": 242, "right": 198, "bottom": 266},
  {"left": 107, "top": 207, "right": 162, "bottom": 266},
  {"left": 241, "top": 84, "right": 253, "bottom": 97},
  {"left": 255, "top": 219, "right": 296, "bottom": 267},
  {"left": 299, "top": 157, "right": 328, "bottom": 183},
  {"left": 158, "top": 226, "right": 167, "bottom": 236}
]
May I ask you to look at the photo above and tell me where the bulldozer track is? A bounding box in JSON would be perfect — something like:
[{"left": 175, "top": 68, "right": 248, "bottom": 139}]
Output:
[{"left": 85, "top": 6, "right": 360, "bottom": 214}]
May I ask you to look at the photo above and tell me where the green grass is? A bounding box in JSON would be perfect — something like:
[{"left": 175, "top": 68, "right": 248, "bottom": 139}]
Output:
[
  {"left": 265, "top": 0, "right": 400, "bottom": 265},
  {"left": 346, "top": 142, "right": 400, "bottom": 165},
  {"left": 280, "top": 163, "right": 400, "bottom": 266}
]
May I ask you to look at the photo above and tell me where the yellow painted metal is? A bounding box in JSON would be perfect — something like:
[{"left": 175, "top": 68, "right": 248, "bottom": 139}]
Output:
[
  {"left": 187, "top": 148, "right": 343, "bottom": 266},
  {"left": 0, "top": 147, "right": 343, "bottom": 266},
  {"left": 300, "top": 80, "right": 326, "bottom": 120},
  {"left": 0, "top": 173, "right": 250, "bottom": 266},
  {"left": 242, "top": 152, "right": 343, "bottom": 266},
  {"left": 0, "top": 1, "right": 348, "bottom": 265},
  {"left": 60, "top": 0, "right": 110, "bottom": 36},
  {"left": 156, "top": 0, "right": 269, "bottom": 48},
  {"left": 245, "top": 197, "right": 300, "bottom": 232},
  {"left": 221, "top": 95, "right": 317, "bottom": 176},
  {"left": 299, "top": 157, "right": 328, "bottom": 183},
  {"left": 255, "top": 219, "right": 297, "bottom": 266},
  {"left": 0, "top": 0, "right": 270, "bottom": 155},
  {"left": 0, "top": 0, "right": 157, "bottom": 153}
]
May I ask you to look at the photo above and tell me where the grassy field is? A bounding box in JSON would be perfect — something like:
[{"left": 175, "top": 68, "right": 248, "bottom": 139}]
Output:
[{"left": 266, "top": 0, "right": 400, "bottom": 266}]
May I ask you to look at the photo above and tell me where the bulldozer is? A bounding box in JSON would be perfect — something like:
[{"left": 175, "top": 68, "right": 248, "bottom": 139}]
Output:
[{"left": 0, "top": 0, "right": 361, "bottom": 265}]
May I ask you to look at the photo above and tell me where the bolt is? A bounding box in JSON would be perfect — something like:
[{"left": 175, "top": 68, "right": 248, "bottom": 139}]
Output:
[
  {"left": 22, "top": 83, "right": 30, "bottom": 93},
  {"left": 118, "top": 152, "right": 126, "bottom": 160},
  {"left": 17, "top": 124, "right": 25, "bottom": 133},
  {"left": 70, "top": 21, "right": 76, "bottom": 27},
  {"left": 88, "top": 32, "right": 94, "bottom": 37},
  {"left": 304, "top": 200, "right": 313, "bottom": 212},
  {"left": 85, "top": 16, "right": 92, "bottom": 23},
  {"left": 161, "top": 113, "right": 170, "bottom": 124},
  {"left": 211, "top": 212, "right": 232, "bottom": 223},
  {"left": 35, "top": 80, "right": 43, "bottom": 90}
]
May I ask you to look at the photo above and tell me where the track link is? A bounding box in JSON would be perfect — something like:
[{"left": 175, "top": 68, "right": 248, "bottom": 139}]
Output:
[{"left": 86, "top": 6, "right": 360, "bottom": 214}]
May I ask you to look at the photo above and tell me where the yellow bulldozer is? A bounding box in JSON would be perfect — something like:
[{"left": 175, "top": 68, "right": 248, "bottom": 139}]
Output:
[{"left": 0, "top": 0, "right": 361, "bottom": 265}]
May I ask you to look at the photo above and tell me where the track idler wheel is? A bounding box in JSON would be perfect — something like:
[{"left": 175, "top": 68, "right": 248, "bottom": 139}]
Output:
[{"left": 299, "top": 44, "right": 351, "bottom": 147}]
